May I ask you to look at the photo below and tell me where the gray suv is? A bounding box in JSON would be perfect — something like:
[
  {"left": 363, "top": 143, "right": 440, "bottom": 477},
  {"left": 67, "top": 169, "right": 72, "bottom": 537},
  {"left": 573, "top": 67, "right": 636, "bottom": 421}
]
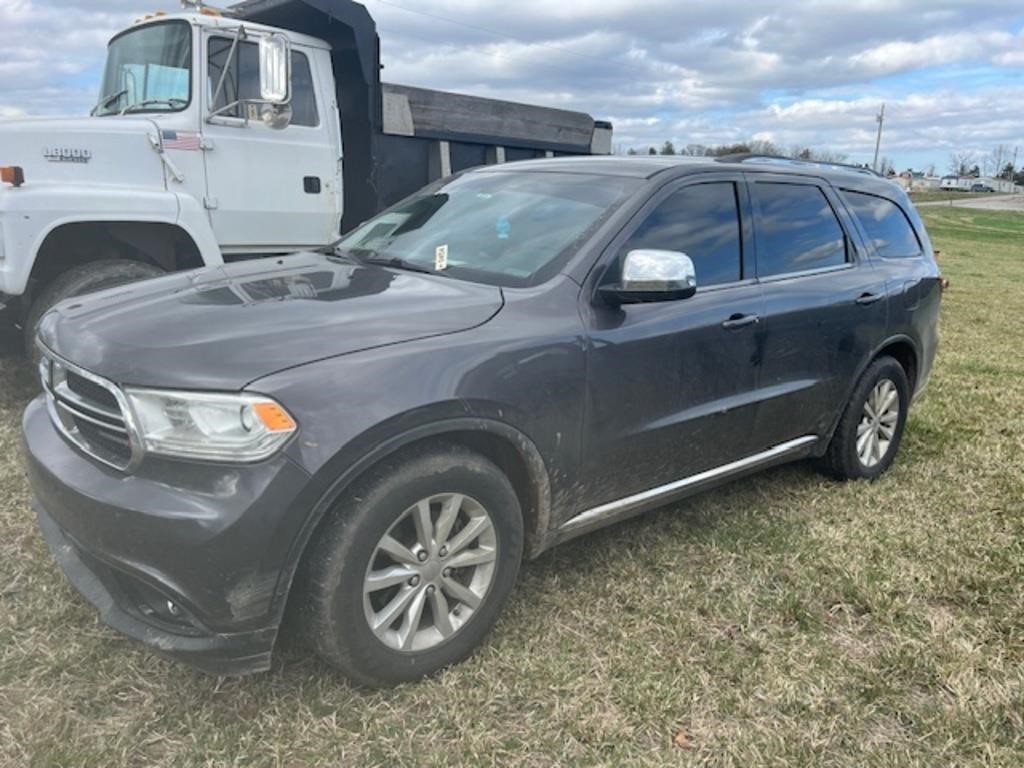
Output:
[{"left": 23, "top": 155, "right": 941, "bottom": 686}]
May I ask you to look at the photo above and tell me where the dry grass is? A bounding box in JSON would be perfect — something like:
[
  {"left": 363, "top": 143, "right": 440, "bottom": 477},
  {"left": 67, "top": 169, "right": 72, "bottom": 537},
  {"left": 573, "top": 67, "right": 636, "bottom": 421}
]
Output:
[{"left": 1, "top": 207, "right": 1022, "bottom": 766}]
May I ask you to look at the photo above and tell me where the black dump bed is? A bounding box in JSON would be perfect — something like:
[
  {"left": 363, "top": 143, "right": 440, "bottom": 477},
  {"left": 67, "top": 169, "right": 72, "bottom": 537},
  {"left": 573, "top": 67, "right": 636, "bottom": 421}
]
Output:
[{"left": 231, "top": 0, "right": 612, "bottom": 229}]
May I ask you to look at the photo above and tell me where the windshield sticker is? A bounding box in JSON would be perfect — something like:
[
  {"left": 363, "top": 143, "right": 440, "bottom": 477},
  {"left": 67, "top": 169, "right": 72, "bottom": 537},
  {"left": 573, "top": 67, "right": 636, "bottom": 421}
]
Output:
[
  {"left": 496, "top": 215, "right": 511, "bottom": 240},
  {"left": 435, "top": 244, "right": 449, "bottom": 271}
]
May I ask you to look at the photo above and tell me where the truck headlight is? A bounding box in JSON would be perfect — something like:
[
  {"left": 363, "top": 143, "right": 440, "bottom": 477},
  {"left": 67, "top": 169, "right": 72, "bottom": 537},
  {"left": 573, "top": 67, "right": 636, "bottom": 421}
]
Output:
[{"left": 124, "top": 388, "right": 297, "bottom": 462}]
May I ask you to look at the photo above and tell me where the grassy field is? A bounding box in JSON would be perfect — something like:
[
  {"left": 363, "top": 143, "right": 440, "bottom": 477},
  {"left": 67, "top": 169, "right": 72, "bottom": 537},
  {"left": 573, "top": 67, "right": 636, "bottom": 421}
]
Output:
[
  {"left": 1, "top": 207, "right": 1022, "bottom": 767},
  {"left": 908, "top": 190, "right": 993, "bottom": 204}
]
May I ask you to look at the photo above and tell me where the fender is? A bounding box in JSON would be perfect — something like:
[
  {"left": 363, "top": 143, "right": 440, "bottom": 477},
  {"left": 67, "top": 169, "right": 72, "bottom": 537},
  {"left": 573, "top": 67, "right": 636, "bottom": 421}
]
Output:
[
  {"left": 818, "top": 332, "right": 921, "bottom": 452},
  {"left": 268, "top": 416, "right": 555, "bottom": 621},
  {"left": 1, "top": 184, "right": 223, "bottom": 297}
]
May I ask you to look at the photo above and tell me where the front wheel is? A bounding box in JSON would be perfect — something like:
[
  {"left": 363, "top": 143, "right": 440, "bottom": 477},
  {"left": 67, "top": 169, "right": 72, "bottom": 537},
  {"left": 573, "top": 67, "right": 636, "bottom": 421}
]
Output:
[
  {"left": 821, "top": 355, "right": 910, "bottom": 480},
  {"left": 300, "top": 443, "right": 524, "bottom": 687}
]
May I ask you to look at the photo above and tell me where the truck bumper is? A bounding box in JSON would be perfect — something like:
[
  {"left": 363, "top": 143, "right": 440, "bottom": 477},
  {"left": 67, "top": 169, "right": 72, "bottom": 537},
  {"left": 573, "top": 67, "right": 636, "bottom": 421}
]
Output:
[{"left": 22, "top": 395, "right": 314, "bottom": 676}]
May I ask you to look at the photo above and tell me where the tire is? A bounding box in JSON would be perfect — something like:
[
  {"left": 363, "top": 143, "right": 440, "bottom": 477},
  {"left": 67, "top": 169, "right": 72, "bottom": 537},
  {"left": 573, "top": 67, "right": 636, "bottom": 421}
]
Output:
[
  {"left": 24, "top": 259, "right": 166, "bottom": 362},
  {"left": 300, "top": 443, "right": 524, "bottom": 687},
  {"left": 821, "top": 355, "right": 910, "bottom": 481}
]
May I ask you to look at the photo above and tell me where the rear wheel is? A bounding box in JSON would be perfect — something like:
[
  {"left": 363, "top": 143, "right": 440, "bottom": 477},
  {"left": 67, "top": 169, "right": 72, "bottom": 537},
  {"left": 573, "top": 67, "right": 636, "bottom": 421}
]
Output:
[
  {"left": 24, "top": 259, "right": 166, "bottom": 362},
  {"left": 821, "top": 355, "right": 910, "bottom": 480},
  {"left": 300, "top": 443, "right": 524, "bottom": 687}
]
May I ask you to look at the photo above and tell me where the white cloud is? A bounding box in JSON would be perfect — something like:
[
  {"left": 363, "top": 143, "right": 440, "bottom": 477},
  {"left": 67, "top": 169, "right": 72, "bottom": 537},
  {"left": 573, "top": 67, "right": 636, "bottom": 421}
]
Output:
[{"left": 1, "top": 0, "right": 1022, "bottom": 169}]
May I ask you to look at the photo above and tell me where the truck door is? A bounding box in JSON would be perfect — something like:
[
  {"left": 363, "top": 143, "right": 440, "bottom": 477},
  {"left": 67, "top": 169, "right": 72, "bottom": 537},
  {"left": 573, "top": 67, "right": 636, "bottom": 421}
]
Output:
[{"left": 202, "top": 34, "right": 340, "bottom": 252}]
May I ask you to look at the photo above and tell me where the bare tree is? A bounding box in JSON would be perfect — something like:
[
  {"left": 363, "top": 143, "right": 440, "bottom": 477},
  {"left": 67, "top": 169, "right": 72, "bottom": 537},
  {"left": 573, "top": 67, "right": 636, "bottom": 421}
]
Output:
[
  {"left": 984, "top": 145, "right": 1011, "bottom": 177},
  {"left": 748, "top": 139, "right": 783, "bottom": 156},
  {"left": 949, "top": 151, "right": 975, "bottom": 177}
]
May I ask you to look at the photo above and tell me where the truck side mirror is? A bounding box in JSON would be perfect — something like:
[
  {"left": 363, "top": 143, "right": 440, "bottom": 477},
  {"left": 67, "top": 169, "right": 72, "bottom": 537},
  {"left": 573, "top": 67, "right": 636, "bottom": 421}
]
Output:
[{"left": 259, "top": 34, "right": 291, "bottom": 104}]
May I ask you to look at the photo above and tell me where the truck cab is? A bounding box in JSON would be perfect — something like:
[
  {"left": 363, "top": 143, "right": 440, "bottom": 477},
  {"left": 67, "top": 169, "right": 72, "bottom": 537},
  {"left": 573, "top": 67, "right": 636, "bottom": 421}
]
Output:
[{"left": 0, "top": 0, "right": 613, "bottom": 354}]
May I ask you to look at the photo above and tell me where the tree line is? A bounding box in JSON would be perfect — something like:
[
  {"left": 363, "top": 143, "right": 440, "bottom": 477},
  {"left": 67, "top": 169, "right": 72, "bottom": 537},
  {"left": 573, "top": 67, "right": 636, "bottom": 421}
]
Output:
[
  {"left": 619, "top": 139, "right": 1023, "bottom": 184},
  {"left": 622, "top": 139, "right": 860, "bottom": 166}
]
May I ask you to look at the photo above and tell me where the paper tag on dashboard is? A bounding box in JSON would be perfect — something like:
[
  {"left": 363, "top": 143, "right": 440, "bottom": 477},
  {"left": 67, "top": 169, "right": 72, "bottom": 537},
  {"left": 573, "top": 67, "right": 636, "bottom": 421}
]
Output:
[{"left": 435, "top": 244, "right": 449, "bottom": 271}]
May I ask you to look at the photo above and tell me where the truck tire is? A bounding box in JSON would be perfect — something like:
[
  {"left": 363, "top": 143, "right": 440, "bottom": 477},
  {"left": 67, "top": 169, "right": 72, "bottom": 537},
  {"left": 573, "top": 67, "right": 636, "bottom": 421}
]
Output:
[
  {"left": 299, "top": 442, "right": 524, "bottom": 687},
  {"left": 25, "top": 259, "right": 166, "bottom": 361}
]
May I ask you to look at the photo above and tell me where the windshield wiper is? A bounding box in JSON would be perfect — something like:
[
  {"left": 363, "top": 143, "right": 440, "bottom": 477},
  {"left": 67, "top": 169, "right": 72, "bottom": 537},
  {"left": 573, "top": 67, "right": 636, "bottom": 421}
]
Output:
[
  {"left": 121, "top": 98, "right": 188, "bottom": 114},
  {"left": 360, "top": 256, "right": 438, "bottom": 275},
  {"left": 91, "top": 88, "right": 127, "bottom": 116}
]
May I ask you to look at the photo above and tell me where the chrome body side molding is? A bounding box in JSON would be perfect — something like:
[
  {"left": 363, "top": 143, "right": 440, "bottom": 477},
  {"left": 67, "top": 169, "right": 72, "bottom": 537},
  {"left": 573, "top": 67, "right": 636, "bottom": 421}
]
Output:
[{"left": 560, "top": 435, "right": 819, "bottom": 534}]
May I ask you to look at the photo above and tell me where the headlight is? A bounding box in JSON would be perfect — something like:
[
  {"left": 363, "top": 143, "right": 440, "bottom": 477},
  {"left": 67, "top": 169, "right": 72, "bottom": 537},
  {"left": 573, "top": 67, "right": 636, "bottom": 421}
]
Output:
[{"left": 124, "top": 388, "right": 297, "bottom": 462}]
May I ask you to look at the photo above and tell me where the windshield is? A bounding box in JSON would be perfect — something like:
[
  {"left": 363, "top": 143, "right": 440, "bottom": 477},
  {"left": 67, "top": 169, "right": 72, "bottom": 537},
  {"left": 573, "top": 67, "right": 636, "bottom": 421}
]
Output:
[
  {"left": 338, "top": 171, "right": 640, "bottom": 287},
  {"left": 95, "top": 21, "right": 191, "bottom": 116}
]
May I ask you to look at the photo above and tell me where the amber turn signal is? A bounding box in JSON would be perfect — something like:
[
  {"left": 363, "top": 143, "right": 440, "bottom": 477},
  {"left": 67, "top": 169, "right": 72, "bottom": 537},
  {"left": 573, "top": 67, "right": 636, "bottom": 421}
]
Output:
[
  {"left": 253, "top": 401, "right": 297, "bottom": 432},
  {"left": 0, "top": 166, "right": 25, "bottom": 187}
]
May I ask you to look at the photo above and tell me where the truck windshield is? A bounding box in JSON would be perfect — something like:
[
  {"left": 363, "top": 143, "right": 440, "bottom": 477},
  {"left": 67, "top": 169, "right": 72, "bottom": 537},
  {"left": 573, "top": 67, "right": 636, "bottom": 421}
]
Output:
[
  {"left": 95, "top": 21, "right": 191, "bottom": 116},
  {"left": 338, "top": 171, "right": 640, "bottom": 287}
]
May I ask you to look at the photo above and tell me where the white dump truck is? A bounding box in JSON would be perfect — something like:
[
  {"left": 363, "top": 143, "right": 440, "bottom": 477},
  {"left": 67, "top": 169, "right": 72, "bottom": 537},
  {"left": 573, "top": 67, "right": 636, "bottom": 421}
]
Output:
[{"left": 0, "top": 0, "right": 613, "bottom": 351}]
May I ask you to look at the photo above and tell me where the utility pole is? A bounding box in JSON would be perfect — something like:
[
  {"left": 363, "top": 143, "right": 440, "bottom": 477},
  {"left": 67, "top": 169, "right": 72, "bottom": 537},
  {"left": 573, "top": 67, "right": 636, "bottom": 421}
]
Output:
[{"left": 872, "top": 103, "right": 885, "bottom": 173}]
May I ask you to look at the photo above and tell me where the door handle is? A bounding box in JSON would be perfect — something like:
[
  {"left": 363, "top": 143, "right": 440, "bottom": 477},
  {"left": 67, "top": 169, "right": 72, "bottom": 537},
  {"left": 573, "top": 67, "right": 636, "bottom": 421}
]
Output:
[
  {"left": 856, "top": 292, "right": 884, "bottom": 306},
  {"left": 721, "top": 313, "right": 760, "bottom": 330}
]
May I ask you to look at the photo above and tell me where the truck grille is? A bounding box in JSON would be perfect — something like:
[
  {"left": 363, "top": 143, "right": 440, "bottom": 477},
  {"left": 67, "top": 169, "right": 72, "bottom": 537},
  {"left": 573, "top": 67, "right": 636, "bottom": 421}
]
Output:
[{"left": 39, "top": 349, "right": 141, "bottom": 471}]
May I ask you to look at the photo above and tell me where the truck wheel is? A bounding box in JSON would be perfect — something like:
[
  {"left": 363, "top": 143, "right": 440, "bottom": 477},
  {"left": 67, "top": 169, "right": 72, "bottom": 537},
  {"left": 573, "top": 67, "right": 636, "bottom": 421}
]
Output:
[
  {"left": 24, "top": 259, "right": 166, "bottom": 360},
  {"left": 300, "top": 443, "right": 524, "bottom": 687},
  {"left": 820, "top": 356, "right": 910, "bottom": 481}
]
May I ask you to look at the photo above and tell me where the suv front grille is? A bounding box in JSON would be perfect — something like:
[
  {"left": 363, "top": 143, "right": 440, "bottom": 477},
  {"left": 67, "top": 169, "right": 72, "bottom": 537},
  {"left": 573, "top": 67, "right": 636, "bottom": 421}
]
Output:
[{"left": 39, "top": 349, "right": 141, "bottom": 471}]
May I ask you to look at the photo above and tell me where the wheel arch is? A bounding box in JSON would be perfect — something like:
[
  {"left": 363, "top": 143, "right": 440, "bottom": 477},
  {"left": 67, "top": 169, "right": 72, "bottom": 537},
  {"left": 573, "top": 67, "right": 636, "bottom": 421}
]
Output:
[
  {"left": 819, "top": 333, "right": 921, "bottom": 451},
  {"left": 27, "top": 219, "right": 206, "bottom": 291},
  {"left": 273, "top": 417, "right": 554, "bottom": 622}
]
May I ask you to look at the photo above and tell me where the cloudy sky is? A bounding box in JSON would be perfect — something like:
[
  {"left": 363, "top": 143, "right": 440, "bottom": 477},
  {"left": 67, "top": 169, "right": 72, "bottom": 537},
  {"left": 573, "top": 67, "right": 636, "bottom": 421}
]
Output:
[{"left": 2, "top": 0, "right": 1022, "bottom": 173}]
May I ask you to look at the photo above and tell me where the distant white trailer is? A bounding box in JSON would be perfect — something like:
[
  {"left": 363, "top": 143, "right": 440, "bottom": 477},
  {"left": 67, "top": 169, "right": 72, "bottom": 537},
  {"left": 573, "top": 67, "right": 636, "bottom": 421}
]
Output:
[{"left": 940, "top": 175, "right": 1020, "bottom": 193}]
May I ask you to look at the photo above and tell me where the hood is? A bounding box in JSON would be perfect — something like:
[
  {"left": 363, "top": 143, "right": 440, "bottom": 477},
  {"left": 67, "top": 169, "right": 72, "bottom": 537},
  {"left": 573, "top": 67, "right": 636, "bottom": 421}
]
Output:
[
  {"left": 39, "top": 252, "right": 504, "bottom": 390},
  {"left": 0, "top": 116, "right": 165, "bottom": 190}
]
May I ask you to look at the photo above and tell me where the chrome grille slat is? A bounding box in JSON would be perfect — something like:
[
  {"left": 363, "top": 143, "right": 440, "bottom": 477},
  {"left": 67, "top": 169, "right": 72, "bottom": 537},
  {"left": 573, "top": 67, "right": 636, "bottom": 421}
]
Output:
[
  {"left": 38, "top": 345, "right": 142, "bottom": 472},
  {"left": 54, "top": 399, "right": 130, "bottom": 435},
  {"left": 52, "top": 381, "right": 122, "bottom": 421}
]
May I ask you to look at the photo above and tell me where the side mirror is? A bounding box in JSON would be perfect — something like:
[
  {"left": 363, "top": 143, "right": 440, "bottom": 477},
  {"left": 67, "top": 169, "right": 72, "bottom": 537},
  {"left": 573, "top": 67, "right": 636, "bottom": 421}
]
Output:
[
  {"left": 600, "top": 249, "right": 697, "bottom": 305},
  {"left": 258, "top": 34, "right": 291, "bottom": 104}
]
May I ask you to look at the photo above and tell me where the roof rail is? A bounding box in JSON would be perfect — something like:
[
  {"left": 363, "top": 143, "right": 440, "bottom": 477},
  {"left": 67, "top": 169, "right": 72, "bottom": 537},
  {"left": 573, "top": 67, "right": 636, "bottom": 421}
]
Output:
[{"left": 715, "top": 153, "right": 885, "bottom": 178}]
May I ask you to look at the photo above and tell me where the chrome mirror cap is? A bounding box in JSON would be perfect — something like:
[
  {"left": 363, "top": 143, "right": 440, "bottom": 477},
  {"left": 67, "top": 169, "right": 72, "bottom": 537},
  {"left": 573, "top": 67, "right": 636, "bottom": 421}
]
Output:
[{"left": 602, "top": 249, "right": 698, "bottom": 305}]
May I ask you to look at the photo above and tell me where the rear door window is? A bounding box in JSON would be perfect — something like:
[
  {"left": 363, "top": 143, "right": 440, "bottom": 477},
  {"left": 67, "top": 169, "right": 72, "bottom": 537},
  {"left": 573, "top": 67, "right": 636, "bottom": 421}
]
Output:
[
  {"left": 621, "top": 182, "right": 743, "bottom": 287},
  {"left": 750, "top": 182, "right": 848, "bottom": 277},
  {"left": 840, "top": 190, "right": 921, "bottom": 258}
]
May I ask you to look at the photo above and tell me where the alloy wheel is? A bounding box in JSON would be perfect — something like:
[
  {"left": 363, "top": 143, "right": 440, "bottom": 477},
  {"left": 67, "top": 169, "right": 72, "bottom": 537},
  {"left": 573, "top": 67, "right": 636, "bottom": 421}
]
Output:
[
  {"left": 362, "top": 493, "right": 498, "bottom": 652},
  {"left": 856, "top": 378, "right": 900, "bottom": 468}
]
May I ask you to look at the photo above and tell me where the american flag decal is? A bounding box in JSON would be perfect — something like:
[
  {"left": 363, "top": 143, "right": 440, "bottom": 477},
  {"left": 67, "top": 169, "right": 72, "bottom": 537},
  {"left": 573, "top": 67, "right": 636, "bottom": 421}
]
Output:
[{"left": 161, "top": 130, "right": 202, "bottom": 151}]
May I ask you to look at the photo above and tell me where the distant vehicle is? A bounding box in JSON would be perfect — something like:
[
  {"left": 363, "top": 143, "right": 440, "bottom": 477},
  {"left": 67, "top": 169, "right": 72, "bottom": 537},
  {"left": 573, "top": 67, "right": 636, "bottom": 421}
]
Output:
[
  {"left": 970, "top": 183, "right": 995, "bottom": 193},
  {"left": 0, "top": 0, "right": 612, "bottom": 355},
  {"left": 25, "top": 155, "right": 942, "bottom": 687}
]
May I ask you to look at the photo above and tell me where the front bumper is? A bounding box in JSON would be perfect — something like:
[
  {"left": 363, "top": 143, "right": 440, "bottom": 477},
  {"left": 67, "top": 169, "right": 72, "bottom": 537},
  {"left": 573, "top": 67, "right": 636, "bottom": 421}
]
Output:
[
  {"left": 23, "top": 395, "right": 314, "bottom": 676},
  {"left": 34, "top": 502, "right": 277, "bottom": 676}
]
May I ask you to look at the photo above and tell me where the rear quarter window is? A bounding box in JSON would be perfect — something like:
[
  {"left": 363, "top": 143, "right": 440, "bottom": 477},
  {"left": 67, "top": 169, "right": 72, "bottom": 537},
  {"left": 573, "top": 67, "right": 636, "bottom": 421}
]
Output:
[{"left": 840, "top": 190, "right": 922, "bottom": 258}]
